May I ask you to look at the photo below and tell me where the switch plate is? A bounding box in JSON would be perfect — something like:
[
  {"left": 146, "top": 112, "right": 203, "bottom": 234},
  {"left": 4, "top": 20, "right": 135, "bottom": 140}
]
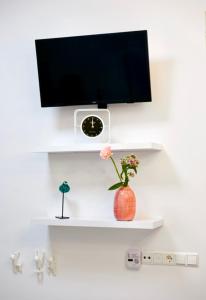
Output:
[
  {"left": 187, "top": 254, "right": 198, "bottom": 266},
  {"left": 126, "top": 249, "right": 141, "bottom": 270},
  {"left": 176, "top": 254, "right": 186, "bottom": 265},
  {"left": 153, "top": 253, "right": 163, "bottom": 265},
  {"left": 141, "top": 251, "right": 153, "bottom": 264},
  {"left": 141, "top": 251, "right": 198, "bottom": 267}
]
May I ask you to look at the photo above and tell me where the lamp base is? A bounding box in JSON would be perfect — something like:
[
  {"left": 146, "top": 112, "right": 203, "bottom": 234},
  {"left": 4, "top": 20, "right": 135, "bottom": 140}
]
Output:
[{"left": 55, "top": 216, "right": 70, "bottom": 219}]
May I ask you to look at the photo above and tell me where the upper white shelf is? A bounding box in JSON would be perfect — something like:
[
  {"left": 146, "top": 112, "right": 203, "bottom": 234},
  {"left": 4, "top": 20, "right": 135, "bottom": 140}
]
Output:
[
  {"left": 34, "top": 142, "right": 163, "bottom": 154},
  {"left": 32, "top": 216, "right": 163, "bottom": 230}
]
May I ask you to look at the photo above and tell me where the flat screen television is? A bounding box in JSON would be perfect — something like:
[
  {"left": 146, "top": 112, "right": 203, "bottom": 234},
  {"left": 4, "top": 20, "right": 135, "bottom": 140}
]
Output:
[{"left": 35, "top": 30, "right": 152, "bottom": 108}]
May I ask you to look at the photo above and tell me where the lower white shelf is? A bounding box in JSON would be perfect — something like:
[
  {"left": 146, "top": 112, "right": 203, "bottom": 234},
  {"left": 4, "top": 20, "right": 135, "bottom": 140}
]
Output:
[{"left": 32, "top": 216, "right": 163, "bottom": 230}]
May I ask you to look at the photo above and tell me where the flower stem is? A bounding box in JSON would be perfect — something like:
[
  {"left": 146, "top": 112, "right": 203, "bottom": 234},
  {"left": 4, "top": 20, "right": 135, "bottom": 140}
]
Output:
[{"left": 110, "top": 157, "right": 122, "bottom": 183}]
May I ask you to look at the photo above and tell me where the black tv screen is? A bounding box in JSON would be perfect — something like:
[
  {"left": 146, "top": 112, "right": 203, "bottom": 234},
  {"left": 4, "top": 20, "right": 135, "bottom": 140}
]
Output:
[{"left": 35, "top": 30, "right": 152, "bottom": 107}]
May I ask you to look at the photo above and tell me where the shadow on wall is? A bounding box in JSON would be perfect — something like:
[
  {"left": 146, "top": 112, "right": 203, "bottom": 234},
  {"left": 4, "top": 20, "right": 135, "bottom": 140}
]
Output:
[
  {"left": 46, "top": 226, "right": 161, "bottom": 274},
  {"left": 108, "top": 58, "right": 175, "bottom": 134},
  {"left": 46, "top": 150, "right": 181, "bottom": 191},
  {"left": 136, "top": 149, "right": 182, "bottom": 188},
  {"left": 44, "top": 149, "right": 181, "bottom": 220},
  {"left": 149, "top": 59, "right": 175, "bottom": 121}
]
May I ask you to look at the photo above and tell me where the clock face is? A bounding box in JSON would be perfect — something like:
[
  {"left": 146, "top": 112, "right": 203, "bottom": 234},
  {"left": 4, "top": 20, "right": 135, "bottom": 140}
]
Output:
[{"left": 81, "top": 115, "right": 104, "bottom": 137}]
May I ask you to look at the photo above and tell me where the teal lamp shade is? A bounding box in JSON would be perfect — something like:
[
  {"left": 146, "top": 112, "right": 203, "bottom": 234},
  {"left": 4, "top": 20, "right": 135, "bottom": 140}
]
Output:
[{"left": 59, "top": 181, "right": 70, "bottom": 193}]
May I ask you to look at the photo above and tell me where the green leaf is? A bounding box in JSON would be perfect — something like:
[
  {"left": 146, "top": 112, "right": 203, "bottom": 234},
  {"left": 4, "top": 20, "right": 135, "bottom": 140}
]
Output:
[
  {"left": 108, "top": 182, "right": 123, "bottom": 190},
  {"left": 122, "top": 165, "right": 127, "bottom": 172}
]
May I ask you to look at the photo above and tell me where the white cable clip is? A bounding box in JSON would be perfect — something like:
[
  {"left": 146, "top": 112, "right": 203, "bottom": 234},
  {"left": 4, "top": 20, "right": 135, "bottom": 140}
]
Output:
[
  {"left": 10, "top": 252, "right": 22, "bottom": 273},
  {"left": 47, "top": 256, "right": 56, "bottom": 276}
]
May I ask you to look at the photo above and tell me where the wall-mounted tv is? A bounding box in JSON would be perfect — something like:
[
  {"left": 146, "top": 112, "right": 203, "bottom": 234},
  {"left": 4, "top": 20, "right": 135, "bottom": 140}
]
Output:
[{"left": 35, "top": 30, "right": 152, "bottom": 108}]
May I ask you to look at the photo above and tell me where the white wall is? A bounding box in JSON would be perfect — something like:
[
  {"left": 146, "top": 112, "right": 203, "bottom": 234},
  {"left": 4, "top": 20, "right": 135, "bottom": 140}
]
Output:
[{"left": 1, "top": 0, "right": 206, "bottom": 299}]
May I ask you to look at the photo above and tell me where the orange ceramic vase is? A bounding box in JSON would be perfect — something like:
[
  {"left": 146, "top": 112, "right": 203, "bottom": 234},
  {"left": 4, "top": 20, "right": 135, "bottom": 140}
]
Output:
[{"left": 114, "top": 186, "right": 136, "bottom": 221}]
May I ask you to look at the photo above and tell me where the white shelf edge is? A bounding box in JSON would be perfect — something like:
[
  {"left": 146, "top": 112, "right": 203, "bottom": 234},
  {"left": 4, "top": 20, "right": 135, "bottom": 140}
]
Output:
[
  {"left": 34, "top": 142, "right": 163, "bottom": 153},
  {"left": 31, "top": 216, "right": 163, "bottom": 230}
]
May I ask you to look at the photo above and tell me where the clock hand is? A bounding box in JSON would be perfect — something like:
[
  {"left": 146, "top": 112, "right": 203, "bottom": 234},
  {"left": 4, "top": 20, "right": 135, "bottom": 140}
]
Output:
[{"left": 91, "top": 117, "right": 94, "bottom": 128}]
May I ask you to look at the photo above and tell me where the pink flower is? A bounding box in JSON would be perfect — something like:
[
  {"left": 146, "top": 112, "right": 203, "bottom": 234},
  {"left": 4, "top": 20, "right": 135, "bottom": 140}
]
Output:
[{"left": 100, "top": 146, "right": 113, "bottom": 160}]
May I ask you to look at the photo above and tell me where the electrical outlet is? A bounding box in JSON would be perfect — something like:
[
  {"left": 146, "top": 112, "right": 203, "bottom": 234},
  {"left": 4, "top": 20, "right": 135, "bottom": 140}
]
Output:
[
  {"left": 142, "top": 252, "right": 153, "bottom": 264},
  {"left": 163, "top": 253, "right": 176, "bottom": 265}
]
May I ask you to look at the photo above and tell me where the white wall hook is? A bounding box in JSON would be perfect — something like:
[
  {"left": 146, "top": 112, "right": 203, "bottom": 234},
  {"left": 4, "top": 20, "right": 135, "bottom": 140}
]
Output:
[
  {"left": 34, "top": 249, "right": 45, "bottom": 281},
  {"left": 34, "top": 249, "right": 45, "bottom": 270},
  {"left": 10, "top": 252, "right": 22, "bottom": 273},
  {"left": 47, "top": 256, "right": 56, "bottom": 276}
]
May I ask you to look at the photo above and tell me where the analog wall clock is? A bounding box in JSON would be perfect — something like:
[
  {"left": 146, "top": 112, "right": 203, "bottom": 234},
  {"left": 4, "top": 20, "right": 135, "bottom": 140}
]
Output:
[
  {"left": 81, "top": 115, "right": 104, "bottom": 138},
  {"left": 74, "top": 109, "right": 110, "bottom": 143}
]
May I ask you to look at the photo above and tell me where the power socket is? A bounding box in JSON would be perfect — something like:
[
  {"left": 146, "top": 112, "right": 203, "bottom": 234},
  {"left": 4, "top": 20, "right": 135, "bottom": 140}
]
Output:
[
  {"left": 163, "top": 253, "right": 176, "bottom": 265},
  {"left": 141, "top": 252, "right": 153, "bottom": 264}
]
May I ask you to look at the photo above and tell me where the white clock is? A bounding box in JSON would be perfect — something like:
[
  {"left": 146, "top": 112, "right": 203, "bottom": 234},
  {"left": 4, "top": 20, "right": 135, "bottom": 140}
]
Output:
[{"left": 74, "top": 109, "right": 110, "bottom": 143}]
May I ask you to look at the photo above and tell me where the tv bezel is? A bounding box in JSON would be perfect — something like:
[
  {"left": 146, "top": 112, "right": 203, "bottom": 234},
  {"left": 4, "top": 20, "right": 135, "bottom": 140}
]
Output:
[{"left": 35, "top": 30, "right": 152, "bottom": 108}]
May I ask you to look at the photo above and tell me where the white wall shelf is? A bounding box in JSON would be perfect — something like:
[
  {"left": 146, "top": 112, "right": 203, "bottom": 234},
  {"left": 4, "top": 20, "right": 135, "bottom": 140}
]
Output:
[
  {"left": 34, "top": 142, "right": 163, "bottom": 153},
  {"left": 32, "top": 216, "right": 163, "bottom": 230},
  {"left": 33, "top": 143, "right": 163, "bottom": 231}
]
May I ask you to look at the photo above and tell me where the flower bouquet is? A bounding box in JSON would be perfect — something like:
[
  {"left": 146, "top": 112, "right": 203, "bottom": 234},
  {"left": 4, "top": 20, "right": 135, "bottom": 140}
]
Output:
[
  {"left": 100, "top": 146, "right": 139, "bottom": 221},
  {"left": 100, "top": 146, "right": 139, "bottom": 190}
]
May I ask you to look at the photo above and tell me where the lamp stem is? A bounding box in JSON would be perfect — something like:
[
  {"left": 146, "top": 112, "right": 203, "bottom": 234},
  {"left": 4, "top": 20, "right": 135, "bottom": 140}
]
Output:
[{"left": 61, "top": 193, "right": 64, "bottom": 218}]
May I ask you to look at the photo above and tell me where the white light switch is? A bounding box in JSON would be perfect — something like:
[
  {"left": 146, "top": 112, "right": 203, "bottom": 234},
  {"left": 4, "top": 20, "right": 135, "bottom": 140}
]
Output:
[
  {"left": 153, "top": 253, "right": 163, "bottom": 265},
  {"left": 176, "top": 254, "right": 186, "bottom": 265},
  {"left": 187, "top": 254, "right": 198, "bottom": 266}
]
